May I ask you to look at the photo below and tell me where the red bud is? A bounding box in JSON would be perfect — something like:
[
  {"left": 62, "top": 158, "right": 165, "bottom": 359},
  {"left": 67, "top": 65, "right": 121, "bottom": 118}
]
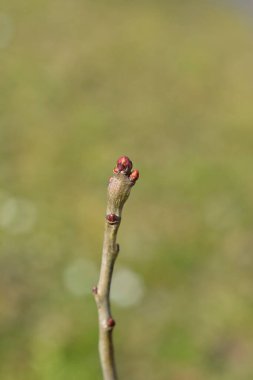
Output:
[
  {"left": 129, "top": 169, "right": 139, "bottom": 184},
  {"left": 107, "top": 317, "right": 116, "bottom": 327},
  {"left": 116, "top": 156, "right": 133, "bottom": 175},
  {"left": 113, "top": 167, "right": 120, "bottom": 174},
  {"left": 106, "top": 214, "right": 121, "bottom": 224},
  {"left": 92, "top": 286, "right": 98, "bottom": 294}
]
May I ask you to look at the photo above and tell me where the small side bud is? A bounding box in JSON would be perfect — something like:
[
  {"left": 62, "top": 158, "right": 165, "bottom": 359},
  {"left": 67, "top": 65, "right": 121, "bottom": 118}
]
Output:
[
  {"left": 129, "top": 169, "right": 139, "bottom": 185},
  {"left": 113, "top": 167, "right": 120, "bottom": 174},
  {"left": 107, "top": 317, "right": 116, "bottom": 328},
  {"left": 106, "top": 214, "right": 121, "bottom": 224},
  {"left": 116, "top": 156, "right": 133, "bottom": 175},
  {"left": 92, "top": 286, "right": 98, "bottom": 295}
]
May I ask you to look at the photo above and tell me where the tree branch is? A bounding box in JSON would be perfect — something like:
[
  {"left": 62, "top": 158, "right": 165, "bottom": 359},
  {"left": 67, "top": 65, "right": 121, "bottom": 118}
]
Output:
[{"left": 93, "top": 156, "right": 139, "bottom": 380}]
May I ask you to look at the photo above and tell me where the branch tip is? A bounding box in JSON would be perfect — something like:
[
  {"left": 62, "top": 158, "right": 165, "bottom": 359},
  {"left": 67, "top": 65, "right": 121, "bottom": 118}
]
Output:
[{"left": 95, "top": 156, "right": 139, "bottom": 380}]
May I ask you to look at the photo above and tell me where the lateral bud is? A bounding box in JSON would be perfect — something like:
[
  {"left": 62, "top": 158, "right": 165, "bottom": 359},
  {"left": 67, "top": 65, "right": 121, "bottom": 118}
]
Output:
[
  {"left": 92, "top": 286, "right": 98, "bottom": 295},
  {"left": 107, "top": 317, "right": 116, "bottom": 328},
  {"left": 106, "top": 213, "right": 121, "bottom": 225},
  {"left": 129, "top": 169, "right": 139, "bottom": 185}
]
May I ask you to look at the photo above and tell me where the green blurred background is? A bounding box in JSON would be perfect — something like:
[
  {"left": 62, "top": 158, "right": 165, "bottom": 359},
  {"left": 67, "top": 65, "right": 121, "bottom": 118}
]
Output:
[{"left": 1, "top": 1, "right": 253, "bottom": 379}]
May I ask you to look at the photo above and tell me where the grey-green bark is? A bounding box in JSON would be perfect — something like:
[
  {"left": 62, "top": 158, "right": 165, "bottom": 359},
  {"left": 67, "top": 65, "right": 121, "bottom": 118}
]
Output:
[{"left": 93, "top": 159, "right": 139, "bottom": 380}]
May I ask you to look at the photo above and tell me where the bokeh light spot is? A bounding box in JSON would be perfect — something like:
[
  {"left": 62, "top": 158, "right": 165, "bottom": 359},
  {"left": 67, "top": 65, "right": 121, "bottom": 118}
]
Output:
[
  {"left": 111, "top": 267, "right": 145, "bottom": 308},
  {"left": 63, "top": 258, "right": 98, "bottom": 297}
]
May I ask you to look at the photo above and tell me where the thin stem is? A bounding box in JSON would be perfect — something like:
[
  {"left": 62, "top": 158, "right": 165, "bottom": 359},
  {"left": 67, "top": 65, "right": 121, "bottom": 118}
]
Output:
[
  {"left": 96, "top": 224, "right": 119, "bottom": 380},
  {"left": 93, "top": 158, "right": 139, "bottom": 380}
]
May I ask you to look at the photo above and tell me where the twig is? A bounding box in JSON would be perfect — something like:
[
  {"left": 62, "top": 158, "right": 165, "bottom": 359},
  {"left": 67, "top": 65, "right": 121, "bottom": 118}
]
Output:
[{"left": 93, "top": 156, "right": 139, "bottom": 380}]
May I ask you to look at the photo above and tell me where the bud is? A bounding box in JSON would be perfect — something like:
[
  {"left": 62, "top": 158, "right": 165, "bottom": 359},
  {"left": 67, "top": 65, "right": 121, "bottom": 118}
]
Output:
[
  {"left": 92, "top": 286, "right": 98, "bottom": 295},
  {"left": 107, "top": 317, "right": 116, "bottom": 328},
  {"left": 116, "top": 156, "right": 133, "bottom": 175},
  {"left": 113, "top": 167, "right": 120, "bottom": 174},
  {"left": 106, "top": 213, "right": 121, "bottom": 224},
  {"left": 129, "top": 169, "right": 139, "bottom": 184}
]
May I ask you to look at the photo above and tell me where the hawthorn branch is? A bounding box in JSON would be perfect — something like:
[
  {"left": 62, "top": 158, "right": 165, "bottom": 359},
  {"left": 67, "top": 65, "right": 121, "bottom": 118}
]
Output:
[{"left": 93, "top": 156, "right": 139, "bottom": 380}]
